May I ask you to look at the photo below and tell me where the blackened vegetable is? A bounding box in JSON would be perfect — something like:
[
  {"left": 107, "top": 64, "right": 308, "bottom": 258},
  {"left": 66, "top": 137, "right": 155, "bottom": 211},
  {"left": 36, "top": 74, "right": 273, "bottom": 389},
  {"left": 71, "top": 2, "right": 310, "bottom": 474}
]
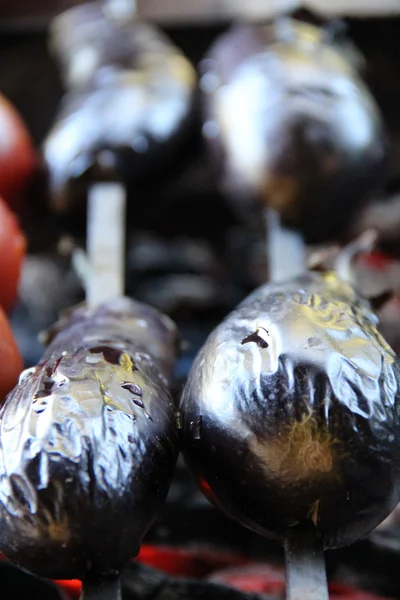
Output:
[
  {"left": 0, "top": 297, "right": 179, "bottom": 579},
  {"left": 181, "top": 271, "right": 400, "bottom": 549},
  {"left": 201, "top": 19, "right": 385, "bottom": 242},
  {"left": 43, "top": 3, "right": 196, "bottom": 213}
]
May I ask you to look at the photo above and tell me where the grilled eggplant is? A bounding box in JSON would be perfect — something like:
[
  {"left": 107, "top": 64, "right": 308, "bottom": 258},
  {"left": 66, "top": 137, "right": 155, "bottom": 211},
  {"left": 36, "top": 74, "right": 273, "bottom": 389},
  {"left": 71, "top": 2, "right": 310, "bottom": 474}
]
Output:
[
  {"left": 201, "top": 19, "right": 385, "bottom": 241},
  {"left": 0, "top": 297, "right": 179, "bottom": 580},
  {"left": 181, "top": 272, "right": 400, "bottom": 549},
  {"left": 44, "top": 2, "right": 196, "bottom": 213}
]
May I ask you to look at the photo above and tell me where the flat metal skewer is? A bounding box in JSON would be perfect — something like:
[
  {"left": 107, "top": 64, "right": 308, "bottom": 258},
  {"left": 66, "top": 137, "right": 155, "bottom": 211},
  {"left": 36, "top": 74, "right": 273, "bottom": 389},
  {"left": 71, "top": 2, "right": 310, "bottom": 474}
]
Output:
[
  {"left": 265, "top": 207, "right": 307, "bottom": 283},
  {"left": 86, "top": 182, "right": 126, "bottom": 306},
  {"left": 2, "top": 0, "right": 400, "bottom": 30},
  {"left": 81, "top": 573, "right": 122, "bottom": 600},
  {"left": 79, "top": 182, "right": 126, "bottom": 599},
  {"left": 80, "top": 181, "right": 126, "bottom": 600},
  {"left": 284, "top": 525, "right": 329, "bottom": 600}
]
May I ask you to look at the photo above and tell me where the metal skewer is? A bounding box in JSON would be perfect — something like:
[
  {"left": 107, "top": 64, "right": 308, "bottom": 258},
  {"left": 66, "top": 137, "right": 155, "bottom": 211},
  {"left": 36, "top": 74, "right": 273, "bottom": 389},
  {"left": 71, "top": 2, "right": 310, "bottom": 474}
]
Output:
[
  {"left": 85, "top": 0, "right": 136, "bottom": 307},
  {"left": 86, "top": 182, "right": 126, "bottom": 305},
  {"left": 80, "top": 186, "right": 126, "bottom": 600},
  {"left": 3, "top": 0, "right": 399, "bottom": 30},
  {"left": 79, "top": 5, "right": 132, "bottom": 599},
  {"left": 80, "top": 189, "right": 126, "bottom": 600},
  {"left": 284, "top": 525, "right": 329, "bottom": 600},
  {"left": 265, "top": 205, "right": 328, "bottom": 599},
  {"left": 81, "top": 573, "right": 122, "bottom": 600},
  {"left": 265, "top": 207, "right": 307, "bottom": 282}
]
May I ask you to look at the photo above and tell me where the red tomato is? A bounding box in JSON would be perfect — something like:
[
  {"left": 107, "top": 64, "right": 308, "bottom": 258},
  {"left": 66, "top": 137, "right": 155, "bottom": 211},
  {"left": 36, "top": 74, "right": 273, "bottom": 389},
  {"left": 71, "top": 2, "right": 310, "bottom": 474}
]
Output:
[
  {"left": 0, "top": 94, "right": 36, "bottom": 207},
  {"left": 0, "top": 196, "right": 26, "bottom": 313},
  {"left": 0, "top": 306, "right": 22, "bottom": 400}
]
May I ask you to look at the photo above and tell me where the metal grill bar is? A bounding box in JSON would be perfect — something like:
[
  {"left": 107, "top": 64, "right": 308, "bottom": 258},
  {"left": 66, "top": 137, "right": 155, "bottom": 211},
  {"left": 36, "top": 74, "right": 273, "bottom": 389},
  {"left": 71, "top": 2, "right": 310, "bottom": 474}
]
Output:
[{"left": 0, "top": 0, "right": 399, "bottom": 30}]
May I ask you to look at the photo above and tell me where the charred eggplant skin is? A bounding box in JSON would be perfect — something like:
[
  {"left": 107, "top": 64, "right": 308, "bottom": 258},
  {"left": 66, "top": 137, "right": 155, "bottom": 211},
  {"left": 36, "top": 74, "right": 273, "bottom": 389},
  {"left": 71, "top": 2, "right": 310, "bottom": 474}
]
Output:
[
  {"left": 181, "top": 272, "right": 400, "bottom": 549},
  {"left": 201, "top": 20, "right": 385, "bottom": 241},
  {"left": 0, "top": 297, "right": 179, "bottom": 579},
  {"left": 44, "top": 4, "right": 197, "bottom": 213}
]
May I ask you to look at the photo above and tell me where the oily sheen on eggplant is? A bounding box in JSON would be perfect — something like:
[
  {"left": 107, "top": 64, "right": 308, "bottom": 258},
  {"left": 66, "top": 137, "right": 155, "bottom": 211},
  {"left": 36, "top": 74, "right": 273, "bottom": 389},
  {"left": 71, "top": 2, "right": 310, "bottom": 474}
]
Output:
[
  {"left": 44, "top": 3, "right": 196, "bottom": 213},
  {"left": 181, "top": 272, "right": 400, "bottom": 549},
  {"left": 201, "top": 20, "right": 385, "bottom": 241},
  {"left": 0, "top": 297, "right": 179, "bottom": 579}
]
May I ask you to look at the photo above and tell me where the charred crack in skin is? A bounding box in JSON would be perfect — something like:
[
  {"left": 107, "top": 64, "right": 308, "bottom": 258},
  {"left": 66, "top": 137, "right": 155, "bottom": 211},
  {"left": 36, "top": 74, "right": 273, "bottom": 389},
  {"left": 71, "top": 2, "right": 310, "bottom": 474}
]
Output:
[
  {"left": 241, "top": 327, "right": 270, "bottom": 349},
  {"left": 89, "top": 346, "right": 137, "bottom": 376},
  {"left": 89, "top": 346, "right": 123, "bottom": 365},
  {"left": 33, "top": 390, "right": 49, "bottom": 401},
  {"left": 51, "top": 356, "right": 64, "bottom": 375},
  {"left": 44, "top": 367, "right": 53, "bottom": 379}
]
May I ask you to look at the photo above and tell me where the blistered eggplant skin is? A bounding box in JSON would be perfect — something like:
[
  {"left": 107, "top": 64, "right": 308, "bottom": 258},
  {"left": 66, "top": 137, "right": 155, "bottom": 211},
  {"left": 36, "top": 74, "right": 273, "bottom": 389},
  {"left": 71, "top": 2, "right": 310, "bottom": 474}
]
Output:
[
  {"left": 44, "top": 8, "right": 196, "bottom": 213},
  {"left": 201, "top": 21, "right": 385, "bottom": 241},
  {"left": 0, "top": 297, "right": 179, "bottom": 579},
  {"left": 181, "top": 272, "right": 400, "bottom": 549}
]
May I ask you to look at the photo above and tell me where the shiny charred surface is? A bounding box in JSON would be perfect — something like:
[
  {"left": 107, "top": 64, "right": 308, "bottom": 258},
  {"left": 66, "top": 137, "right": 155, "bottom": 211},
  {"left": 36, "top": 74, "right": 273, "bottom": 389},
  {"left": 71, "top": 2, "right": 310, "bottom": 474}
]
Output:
[
  {"left": 0, "top": 297, "right": 179, "bottom": 579},
  {"left": 201, "top": 20, "right": 385, "bottom": 241},
  {"left": 181, "top": 272, "right": 400, "bottom": 549},
  {"left": 44, "top": 4, "right": 196, "bottom": 212}
]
